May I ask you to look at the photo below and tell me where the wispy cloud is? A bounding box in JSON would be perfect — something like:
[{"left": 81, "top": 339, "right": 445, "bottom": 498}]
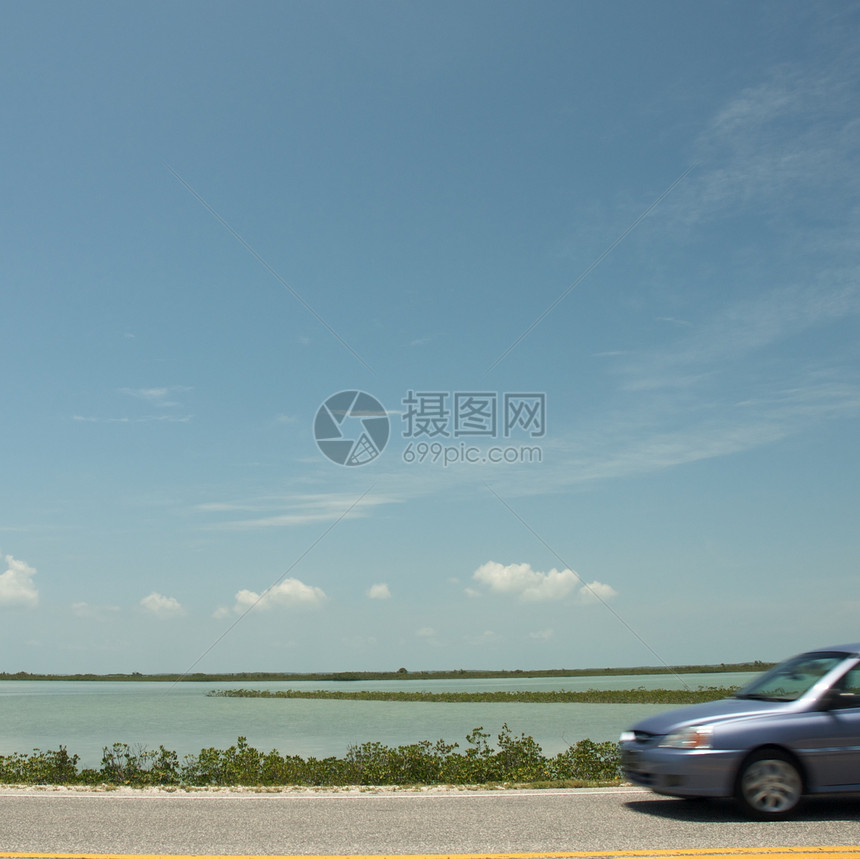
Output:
[
  {"left": 119, "top": 386, "right": 191, "bottom": 408},
  {"left": 535, "top": 376, "right": 860, "bottom": 490},
  {"left": 199, "top": 492, "right": 400, "bottom": 530},
  {"left": 682, "top": 52, "right": 860, "bottom": 227},
  {"left": 465, "top": 630, "right": 501, "bottom": 647},
  {"left": 619, "top": 280, "right": 860, "bottom": 393},
  {"left": 73, "top": 414, "right": 192, "bottom": 424},
  {"left": 616, "top": 43, "right": 860, "bottom": 415},
  {"left": 72, "top": 601, "right": 121, "bottom": 620},
  {"left": 73, "top": 385, "right": 194, "bottom": 424},
  {"left": 656, "top": 316, "right": 692, "bottom": 328},
  {"left": 555, "top": 48, "right": 860, "bottom": 498}
]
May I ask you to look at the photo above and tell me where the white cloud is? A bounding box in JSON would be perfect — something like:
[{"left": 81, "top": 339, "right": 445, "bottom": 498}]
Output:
[
  {"left": 578, "top": 581, "right": 618, "bottom": 605},
  {"left": 0, "top": 554, "right": 38, "bottom": 608},
  {"left": 472, "top": 561, "right": 617, "bottom": 604},
  {"left": 367, "top": 583, "right": 391, "bottom": 600},
  {"left": 473, "top": 561, "right": 579, "bottom": 602},
  {"left": 139, "top": 592, "right": 186, "bottom": 618},
  {"left": 416, "top": 626, "right": 436, "bottom": 638},
  {"left": 233, "top": 578, "right": 326, "bottom": 612},
  {"left": 529, "top": 628, "right": 554, "bottom": 640}
]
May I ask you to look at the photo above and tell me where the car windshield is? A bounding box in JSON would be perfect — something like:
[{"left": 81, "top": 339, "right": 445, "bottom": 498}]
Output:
[{"left": 734, "top": 652, "right": 849, "bottom": 701}]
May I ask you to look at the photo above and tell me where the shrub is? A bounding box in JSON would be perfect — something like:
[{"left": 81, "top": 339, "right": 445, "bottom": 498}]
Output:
[
  {"left": 0, "top": 747, "right": 80, "bottom": 784},
  {"left": 99, "top": 743, "right": 181, "bottom": 785},
  {"left": 548, "top": 739, "right": 621, "bottom": 781},
  {"left": 0, "top": 729, "right": 622, "bottom": 787}
]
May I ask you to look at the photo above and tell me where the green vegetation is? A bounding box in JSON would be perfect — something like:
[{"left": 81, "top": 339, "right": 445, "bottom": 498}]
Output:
[
  {"left": 209, "top": 686, "right": 737, "bottom": 704},
  {"left": 0, "top": 662, "right": 772, "bottom": 683},
  {"left": 0, "top": 727, "right": 621, "bottom": 787}
]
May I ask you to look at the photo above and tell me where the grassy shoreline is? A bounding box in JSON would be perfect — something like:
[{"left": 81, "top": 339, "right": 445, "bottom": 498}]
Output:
[
  {"left": 208, "top": 686, "right": 738, "bottom": 704},
  {"left": 0, "top": 662, "right": 771, "bottom": 683}
]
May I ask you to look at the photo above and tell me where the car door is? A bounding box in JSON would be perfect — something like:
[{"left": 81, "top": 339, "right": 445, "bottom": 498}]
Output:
[{"left": 809, "top": 666, "right": 860, "bottom": 790}]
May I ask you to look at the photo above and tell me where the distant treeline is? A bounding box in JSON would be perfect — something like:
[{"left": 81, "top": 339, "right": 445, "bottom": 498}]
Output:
[
  {"left": 0, "top": 728, "right": 621, "bottom": 787},
  {"left": 0, "top": 662, "right": 772, "bottom": 683},
  {"left": 209, "top": 687, "right": 737, "bottom": 704}
]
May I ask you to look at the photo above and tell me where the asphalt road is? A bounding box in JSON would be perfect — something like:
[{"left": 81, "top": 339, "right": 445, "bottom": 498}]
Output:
[{"left": 1, "top": 785, "right": 860, "bottom": 857}]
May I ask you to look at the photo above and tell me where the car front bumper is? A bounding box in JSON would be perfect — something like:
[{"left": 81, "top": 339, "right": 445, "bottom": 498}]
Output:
[{"left": 620, "top": 743, "right": 743, "bottom": 798}]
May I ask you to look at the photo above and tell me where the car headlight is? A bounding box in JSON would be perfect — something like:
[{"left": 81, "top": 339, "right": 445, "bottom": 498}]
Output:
[
  {"left": 619, "top": 731, "right": 636, "bottom": 743},
  {"left": 659, "top": 725, "right": 713, "bottom": 749}
]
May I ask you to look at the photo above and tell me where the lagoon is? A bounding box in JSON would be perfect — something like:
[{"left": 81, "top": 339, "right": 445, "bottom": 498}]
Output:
[{"left": 0, "top": 673, "right": 756, "bottom": 768}]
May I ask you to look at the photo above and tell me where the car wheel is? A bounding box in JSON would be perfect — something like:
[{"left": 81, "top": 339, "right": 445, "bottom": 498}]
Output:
[{"left": 735, "top": 750, "right": 804, "bottom": 820}]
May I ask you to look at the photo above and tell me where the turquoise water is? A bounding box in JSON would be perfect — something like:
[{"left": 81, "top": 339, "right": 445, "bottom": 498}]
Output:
[{"left": 0, "top": 673, "right": 756, "bottom": 768}]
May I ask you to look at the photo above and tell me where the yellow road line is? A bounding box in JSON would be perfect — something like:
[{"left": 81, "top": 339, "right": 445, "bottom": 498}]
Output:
[{"left": 3, "top": 849, "right": 860, "bottom": 859}]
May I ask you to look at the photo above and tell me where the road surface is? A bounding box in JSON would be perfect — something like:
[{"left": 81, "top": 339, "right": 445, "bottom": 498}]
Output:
[{"left": 1, "top": 785, "right": 860, "bottom": 857}]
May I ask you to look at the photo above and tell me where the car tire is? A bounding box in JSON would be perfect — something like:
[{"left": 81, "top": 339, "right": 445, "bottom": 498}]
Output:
[{"left": 735, "top": 749, "right": 804, "bottom": 820}]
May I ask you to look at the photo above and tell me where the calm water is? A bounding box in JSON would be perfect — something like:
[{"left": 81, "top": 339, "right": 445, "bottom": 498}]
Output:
[{"left": 0, "top": 673, "right": 756, "bottom": 768}]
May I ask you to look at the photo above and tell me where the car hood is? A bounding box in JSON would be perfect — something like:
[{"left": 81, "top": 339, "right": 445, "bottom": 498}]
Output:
[{"left": 629, "top": 697, "right": 797, "bottom": 736}]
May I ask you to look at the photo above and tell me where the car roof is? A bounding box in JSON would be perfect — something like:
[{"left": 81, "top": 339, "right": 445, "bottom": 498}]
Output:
[{"left": 807, "top": 643, "right": 860, "bottom": 656}]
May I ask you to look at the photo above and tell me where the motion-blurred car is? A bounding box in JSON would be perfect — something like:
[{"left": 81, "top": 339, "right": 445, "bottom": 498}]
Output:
[{"left": 620, "top": 643, "right": 860, "bottom": 818}]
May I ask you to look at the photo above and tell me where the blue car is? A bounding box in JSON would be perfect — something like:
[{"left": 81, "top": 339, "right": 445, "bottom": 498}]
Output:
[{"left": 620, "top": 643, "right": 860, "bottom": 818}]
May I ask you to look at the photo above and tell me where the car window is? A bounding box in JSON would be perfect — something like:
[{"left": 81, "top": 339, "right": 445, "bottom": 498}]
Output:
[{"left": 736, "top": 653, "right": 848, "bottom": 701}]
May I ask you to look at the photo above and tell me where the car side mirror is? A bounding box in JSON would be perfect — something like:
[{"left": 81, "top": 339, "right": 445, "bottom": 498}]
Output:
[
  {"left": 819, "top": 688, "right": 840, "bottom": 710},
  {"left": 819, "top": 688, "right": 858, "bottom": 710}
]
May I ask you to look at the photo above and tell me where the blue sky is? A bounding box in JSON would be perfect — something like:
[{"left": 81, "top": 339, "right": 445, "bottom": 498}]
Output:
[{"left": 2, "top": 1, "right": 859, "bottom": 674}]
